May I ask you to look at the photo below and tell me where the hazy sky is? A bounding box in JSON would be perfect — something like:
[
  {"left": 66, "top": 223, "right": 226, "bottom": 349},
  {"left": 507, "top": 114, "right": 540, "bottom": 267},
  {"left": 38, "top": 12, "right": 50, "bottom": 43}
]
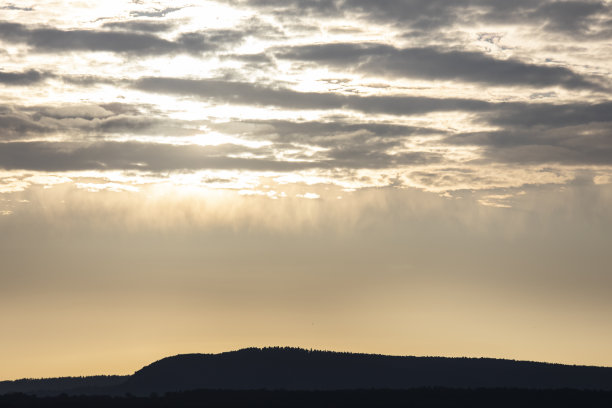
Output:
[{"left": 1, "top": 0, "right": 612, "bottom": 380}]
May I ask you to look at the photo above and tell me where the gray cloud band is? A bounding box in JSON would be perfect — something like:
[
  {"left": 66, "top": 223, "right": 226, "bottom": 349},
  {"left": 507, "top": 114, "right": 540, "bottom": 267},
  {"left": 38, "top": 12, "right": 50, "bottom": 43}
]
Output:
[
  {"left": 132, "top": 77, "right": 612, "bottom": 125},
  {"left": 0, "top": 104, "right": 203, "bottom": 140},
  {"left": 132, "top": 77, "right": 494, "bottom": 114},
  {"left": 276, "top": 43, "right": 607, "bottom": 91},
  {"left": 0, "top": 102, "right": 610, "bottom": 172},
  {"left": 236, "top": 0, "right": 611, "bottom": 36},
  {"left": 0, "top": 141, "right": 440, "bottom": 172},
  {"left": 0, "top": 69, "right": 49, "bottom": 85},
  {"left": 0, "top": 21, "right": 249, "bottom": 55}
]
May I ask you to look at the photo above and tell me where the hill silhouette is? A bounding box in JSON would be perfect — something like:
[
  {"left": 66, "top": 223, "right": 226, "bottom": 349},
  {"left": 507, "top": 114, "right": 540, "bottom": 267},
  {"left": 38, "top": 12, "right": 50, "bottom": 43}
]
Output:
[
  {"left": 123, "top": 347, "right": 612, "bottom": 394},
  {"left": 2, "top": 347, "right": 612, "bottom": 396},
  {"left": 0, "top": 375, "right": 128, "bottom": 396},
  {"left": 3, "top": 389, "right": 612, "bottom": 408}
]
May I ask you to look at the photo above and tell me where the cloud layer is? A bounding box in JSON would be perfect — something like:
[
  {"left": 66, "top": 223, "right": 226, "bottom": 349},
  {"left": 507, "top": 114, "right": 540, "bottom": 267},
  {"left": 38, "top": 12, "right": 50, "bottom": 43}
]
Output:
[{"left": 0, "top": 0, "right": 610, "bottom": 196}]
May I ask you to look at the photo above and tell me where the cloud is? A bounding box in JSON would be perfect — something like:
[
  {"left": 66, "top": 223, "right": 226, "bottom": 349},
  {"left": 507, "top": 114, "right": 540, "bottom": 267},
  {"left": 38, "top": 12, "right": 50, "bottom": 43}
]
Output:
[
  {"left": 523, "top": 1, "right": 608, "bottom": 35},
  {"left": 0, "top": 21, "right": 253, "bottom": 55},
  {"left": 94, "top": 116, "right": 203, "bottom": 136},
  {"left": 37, "top": 105, "right": 114, "bottom": 119},
  {"left": 133, "top": 76, "right": 345, "bottom": 109},
  {"left": 0, "top": 101, "right": 443, "bottom": 173},
  {"left": 238, "top": 0, "right": 612, "bottom": 37},
  {"left": 236, "top": 0, "right": 340, "bottom": 17},
  {"left": 131, "top": 77, "right": 612, "bottom": 131},
  {"left": 446, "top": 122, "right": 612, "bottom": 165},
  {"left": 484, "top": 101, "right": 612, "bottom": 128},
  {"left": 443, "top": 101, "right": 612, "bottom": 166},
  {"left": 117, "top": 76, "right": 612, "bottom": 169},
  {"left": 0, "top": 4, "right": 34, "bottom": 11},
  {"left": 132, "top": 76, "right": 494, "bottom": 114},
  {"left": 60, "top": 75, "right": 120, "bottom": 87},
  {"left": 342, "top": 0, "right": 513, "bottom": 31},
  {"left": 0, "top": 0, "right": 610, "bottom": 196},
  {"left": 0, "top": 137, "right": 442, "bottom": 172},
  {"left": 325, "top": 143, "right": 441, "bottom": 168},
  {"left": 0, "top": 113, "right": 51, "bottom": 139},
  {"left": 212, "top": 119, "right": 437, "bottom": 146},
  {"left": 102, "top": 20, "right": 175, "bottom": 33},
  {"left": 276, "top": 43, "right": 606, "bottom": 91},
  {"left": 0, "top": 103, "right": 203, "bottom": 140},
  {"left": 0, "top": 141, "right": 278, "bottom": 172},
  {"left": 0, "top": 69, "right": 49, "bottom": 85},
  {"left": 129, "top": 7, "right": 183, "bottom": 18},
  {"left": 0, "top": 22, "right": 173, "bottom": 54}
]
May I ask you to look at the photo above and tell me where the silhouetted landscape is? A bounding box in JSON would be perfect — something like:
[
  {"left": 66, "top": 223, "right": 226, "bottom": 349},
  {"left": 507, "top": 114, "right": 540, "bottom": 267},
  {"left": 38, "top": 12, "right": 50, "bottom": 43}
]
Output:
[
  {"left": 0, "top": 376, "right": 128, "bottom": 397},
  {"left": 2, "top": 347, "right": 612, "bottom": 406},
  {"left": 4, "top": 0, "right": 612, "bottom": 405},
  {"left": 3, "top": 388, "right": 612, "bottom": 408}
]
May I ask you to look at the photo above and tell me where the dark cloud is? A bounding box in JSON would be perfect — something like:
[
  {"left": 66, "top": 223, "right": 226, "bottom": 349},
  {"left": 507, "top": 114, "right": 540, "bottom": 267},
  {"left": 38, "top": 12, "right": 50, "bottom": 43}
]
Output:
[
  {"left": 0, "top": 141, "right": 273, "bottom": 172},
  {"left": 341, "top": 0, "right": 584, "bottom": 32},
  {"left": 0, "top": 137, "right": 440, "bottom": 172},
  {"left": 0, "top": 113, "right": 51, "bottom": 139},
  {"left": 0, "top": 69, "right": 48, "bottom": 85},
  {"left": 361, "top": 0, "right": 611, "bottom": 36},
  {"left": 237, "top": 0, "right": 340, "bottom": 17},
  {"left": 0, "top": 22, "right": 252, "bottom": 55},
  {"left": 0, "top": 141, "right": 262, "bottom": 172},
  {"left": 485, "top": 101, "right": 612, "bottom": 128},
  {"left": 132, "top": 76, "right": 493, "bottom": 114},
  {"left": 0, "top": 104, "right": 203, "bottom": 140},
  {"left": 1, "top": 2, "right": 608, "bottom": 178},
  {"left": 446, "top": 122, "right": 612, "bottom": 165},
  {"left": 129, "top": 7, "right": 182, "bottom": 18},
  {"left": 521, "top": 1, "right": 608, "bottom": 34},
  {"left": 224, "top": 53, "right": 277, "bottom": 72},
  {"left": 176, "top": 30, "right": 244, "bottom": 53},
  {"left": 93, "top": 115, "right": 202, "bottom": 136},
  {"left": 343, "top": 0, "right": 483, "bottom": 29},
  {"left": 210, "top": 119, "right": 444, "bottom": 168},
  {"left": 97, "top": 103, "right": 150, "bottom": 116},
  {"left": 487, "top": 142, "right": 612, "bottom": 166},
  {"left": 60, "top": 75, "right": 119, "bottom": 86},
  {"left": 442, "top": 100, "right": 612, "bottom": 165},
  {"left": 227, "top": 53, "right": 274, "bottom": 64},
  {"left": 131, "top": 78, "right": 612, "bottom": 169},
  {"left": 212, "top": 119, "right": 439, "bottom": 147},
  {"left": 0, "top": 4, "right": 34, "bottom": 11},
  {"left": 133, "top": 76, "right": 347, "bottom": 109},
  {"left": 345, "top": 94, "right": 492, "bottom": 115},
  {"left": 102, "top": 20, "right": 175, "bottom": 32},
  {"left": 0, "top": 22, "right": 176, "bottom": 54},
  {"left": 9, "top": 98, "right": 449, "bottom": 172},
  {"left": 238, "top": 0, "right": 612, "bottom": 36},
  {"left": 277, "top": 43, "right": 605, "bottom": 91},
  {"left": 325, "top": 143, "right": 440, "bottom": 168},
  {"left": 6, "top": 96, "right": 608, "bottom": 168}
]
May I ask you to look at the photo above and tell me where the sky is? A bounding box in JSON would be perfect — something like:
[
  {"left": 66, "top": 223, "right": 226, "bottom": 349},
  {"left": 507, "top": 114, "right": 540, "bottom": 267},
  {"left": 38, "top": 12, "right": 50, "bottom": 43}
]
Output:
[{"left": 1, "top": 0, "right": 611, "bottom": 380}]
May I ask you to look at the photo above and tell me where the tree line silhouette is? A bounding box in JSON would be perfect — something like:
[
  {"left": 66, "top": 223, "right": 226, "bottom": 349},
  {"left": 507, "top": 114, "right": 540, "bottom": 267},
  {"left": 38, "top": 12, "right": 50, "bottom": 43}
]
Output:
[
  {"left": 2, "top": 388, "right": 612, "bottom": 408},
  {"left": 2, "top": 347, "right": 612, "bottom": 400}
]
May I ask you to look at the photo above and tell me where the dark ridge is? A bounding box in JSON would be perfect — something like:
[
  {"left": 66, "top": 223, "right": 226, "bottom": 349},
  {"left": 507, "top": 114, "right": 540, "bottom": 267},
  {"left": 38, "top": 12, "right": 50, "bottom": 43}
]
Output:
[
  {"left": 124, "top": 347, "right": 612, "bottom": 394},
  {"left": 0, "top": 375, "right": 128, "bottom": 396},
  {"left": 2, "top": 388, "right": 612, "bottom": 408},
  {"left": 2, "top": 347, "right": 612, "bottom": 397}
]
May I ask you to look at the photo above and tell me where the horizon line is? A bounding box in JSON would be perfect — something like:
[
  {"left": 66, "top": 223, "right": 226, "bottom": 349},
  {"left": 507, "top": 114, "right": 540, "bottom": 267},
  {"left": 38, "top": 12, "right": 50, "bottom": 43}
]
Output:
[{"left": 3, "top": 346, "right": 611, "bottom": 382}]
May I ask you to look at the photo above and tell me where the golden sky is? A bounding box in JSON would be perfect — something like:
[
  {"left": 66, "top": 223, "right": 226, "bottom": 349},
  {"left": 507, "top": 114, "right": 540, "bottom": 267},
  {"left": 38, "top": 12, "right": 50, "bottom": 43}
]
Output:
[{"left": 1, "top": 0, "right": 611, "bottom": 380}]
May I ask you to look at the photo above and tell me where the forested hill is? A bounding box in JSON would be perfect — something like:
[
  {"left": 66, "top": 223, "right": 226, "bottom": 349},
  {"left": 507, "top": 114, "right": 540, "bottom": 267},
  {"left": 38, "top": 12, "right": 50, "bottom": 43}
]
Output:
[
  {"left": 0, "top": 375, "right": 128, "bottom": 396},
  {"left": 126, "top": 347, "right": 612, "bottom": 394},
  {"left": 2, "top": 347, "right": 612, "bottom": 396}
]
